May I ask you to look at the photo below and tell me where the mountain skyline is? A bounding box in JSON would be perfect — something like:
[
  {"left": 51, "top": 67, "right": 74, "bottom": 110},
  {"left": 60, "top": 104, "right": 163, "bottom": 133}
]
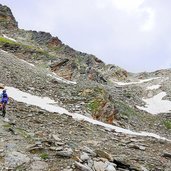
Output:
[{"left": 1, "top": 0, "right": 171, "bottom": 73}]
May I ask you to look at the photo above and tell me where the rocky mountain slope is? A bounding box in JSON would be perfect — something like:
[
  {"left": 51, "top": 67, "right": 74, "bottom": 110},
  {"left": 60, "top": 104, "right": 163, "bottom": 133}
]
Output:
[{"left": 0, "top": 4, "right": 171, "bottom": 171}]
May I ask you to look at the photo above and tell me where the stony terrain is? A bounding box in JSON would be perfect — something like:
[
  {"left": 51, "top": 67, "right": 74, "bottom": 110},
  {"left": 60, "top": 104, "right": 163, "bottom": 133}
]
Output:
[{"left": 0, "top": 4, "right": 171, "bottom": 171}]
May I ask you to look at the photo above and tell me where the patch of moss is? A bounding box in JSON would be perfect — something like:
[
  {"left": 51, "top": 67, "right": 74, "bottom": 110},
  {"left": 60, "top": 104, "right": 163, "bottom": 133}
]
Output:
[
  {"left": 40, "top": 153, "right": 49, "bottom": 160},
  {"left": 94, "top": 86, "right": 105, "bottom": 95},
  {"left": 87, "top": 98, "right": 104, "bottom": 112},
  {"left": 163, "top": 120, "right": 171, "bottom": 129},
  {"left": 0, "top": 36, "right": 19, "bottom": 45},
  {"left": 82, "top": 86, "right": 105, "bottom": 97},
  {"left": 2, "top": 123, "right": 11, "bottom": 128},
  {"left": 0, "top": 37, "right": 57, "bottom": 60}
]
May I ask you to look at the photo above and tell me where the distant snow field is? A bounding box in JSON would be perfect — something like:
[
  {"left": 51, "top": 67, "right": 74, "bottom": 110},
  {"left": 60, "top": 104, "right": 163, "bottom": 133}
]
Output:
[
  {"left": 5, "top": 86, "right": 170, "bottom": 141},
  {"left": 3, "top": 34, "right": 17, "bottom": 42},
  {"left": 0, "top": 50, "right": 8, "bottom": 54},
  {"left": 146, "top": 85, "right": 161, "bottom": 90},
  {"left": 137, "top": 92, "right": 171, "bottom": 114},
  {"left": 47, "top": 72, "right": 77, "bottom": 85},
  {"left": 114, "top": 77, "right": 160, "bottom": 86},
  {"left": 19, "top": 59, "right": 35, "bottom": 67}
]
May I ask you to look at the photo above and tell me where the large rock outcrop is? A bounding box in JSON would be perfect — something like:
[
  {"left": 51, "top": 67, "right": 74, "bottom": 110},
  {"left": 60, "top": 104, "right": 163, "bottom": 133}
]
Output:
[{"left": 0, "top": 4, "right": 18, "bottom": 30}]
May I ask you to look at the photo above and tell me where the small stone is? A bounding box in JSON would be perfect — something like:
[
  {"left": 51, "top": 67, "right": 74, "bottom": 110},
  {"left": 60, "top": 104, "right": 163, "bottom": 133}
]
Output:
[
  {"left": 49, "top": 146, "right": 63, "bottom": 151},
  {"left": 105, "top": 163, "right": 116, "bottom": 171},
  {"left": 52, "top": 134, "right": 62, "bottom": 141},
  {"left": 33, "top": 157, "right": 41, "bottom": 161},
  {"left": 94, "top": 161, "right": 106, "bottom": 171},
  {"left": 80, "top": 152, "right": 90, "bottom": 162},
  {"left": 63, "top": 169, "right": 73, "bottom": 171},
  {"left": 95, "top": 150, "right": 113, "bottom": 161},
  {"left": 35, "top": 141, "right": 42, "bottom": 145},
  {"left": 55, "top": 142, "right": 65, "bottom": 146},
  {"left": 140, "top": 166, "right": 149, "bottom": 171},
  {"left": 0, "top": 149, "right": 4, "bottom": 153},
  {"left": 87, "top": 159, "right": 94, "bottom": 168},
  {"left": 128, "top": 144, "right": 146, "bottom": 151},
  {"left": 56, "top": 148, "right": 73, "bottom": 158},
  {"left": 162, "top": 152, "right": 171, "bottom": 158},
  {"left": 3, "top": 118, "right": 10, "bottom": 122},
  {"left": 75, "top": 162, "right": 92, "bottom": 171},
  {"left": 27, "top": 145, "right": 44, "bottom": 153},
  {"left": 28, "top": 114, "right": 33, "bottom": 117},
  {"left": 82, "top": 146, "right": 96, "bottom": 156}
]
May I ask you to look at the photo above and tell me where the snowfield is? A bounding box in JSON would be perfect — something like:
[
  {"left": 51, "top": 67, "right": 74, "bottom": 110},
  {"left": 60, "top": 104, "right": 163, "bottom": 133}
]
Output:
[
  {"left": 114, "top": 77, "right": 160, "bottom": 86},
  {"left": 5, "top": 86, "right": 170, "bottom": 141},
  {"left": 146, "top": 85, "right": 161, "bottom": 90},
  {"left": 3, "top": 34, "right": 17, "bottom": 42},
  {"left": 47, "top": 72, "right": 77, "bottom": 85},
  {"left": 137, "top": 92, "right": 171, "bottom": 114}
]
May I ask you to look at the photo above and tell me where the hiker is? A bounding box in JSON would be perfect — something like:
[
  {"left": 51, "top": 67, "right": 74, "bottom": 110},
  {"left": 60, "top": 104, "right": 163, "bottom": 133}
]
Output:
[
  {"left": 0, "top": 89, "right": 8, "bottom": 117},
  {"left": 0, "top": 89, "right": 8, "bottom": 104}
]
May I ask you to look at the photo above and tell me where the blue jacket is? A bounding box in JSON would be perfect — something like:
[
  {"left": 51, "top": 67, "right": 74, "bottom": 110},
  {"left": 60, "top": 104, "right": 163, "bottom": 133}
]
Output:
[{"left": 0, "top": 92, "right": 8, "bottom": 103}]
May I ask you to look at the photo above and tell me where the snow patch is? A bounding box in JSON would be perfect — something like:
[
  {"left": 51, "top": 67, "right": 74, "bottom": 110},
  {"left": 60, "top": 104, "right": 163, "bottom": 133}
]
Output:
[
  {"left": 137, "top": 92, "right": 171, "bottom": 114},
  {"left": 19, "top": 59, "right": 35, "bottom": 67},
  {"left": 0, "top": 49, "right": 8, "bottom": 54},
  {"left": 146, "top": 85, "right": 161, "bottom": 90},
  {"left": 47, "top": 72, "right": 77, "bottom": 85},
  {"left": 6, "top": 86, "right": 170, "bottom": 141},
  {"left": 114, "top": 77, "right": 160, "bottom": 86},
  {"left": 3, "top": 34, "right": 17, "bottom": 42}
]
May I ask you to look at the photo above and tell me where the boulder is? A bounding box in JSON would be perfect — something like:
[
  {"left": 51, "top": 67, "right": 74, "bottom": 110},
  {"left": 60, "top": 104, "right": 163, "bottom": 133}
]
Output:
[
  {"left": 30, "top": 161, "right": 48, "bottom": 171},
  {"left": 5, "top": 151, "right": 30, "bottom": 168}
]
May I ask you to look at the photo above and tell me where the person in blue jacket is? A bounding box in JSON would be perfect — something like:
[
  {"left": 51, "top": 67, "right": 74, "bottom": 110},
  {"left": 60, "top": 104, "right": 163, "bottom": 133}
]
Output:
[
  {"left": 0, "top": 89, "right": 8, "bottom": 117},
  {"left": 0, "top": 89, "right": 8, "bottom": 104}
]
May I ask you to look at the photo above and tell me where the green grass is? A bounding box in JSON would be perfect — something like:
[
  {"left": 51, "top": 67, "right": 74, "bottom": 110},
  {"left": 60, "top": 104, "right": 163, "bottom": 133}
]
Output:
[
  {"left": 163, "top": 120, "right": 171, "bottom": 129},
  {"left": 87, "top": 99, "right": 101, "bottom": 112},
  {"left": 0, "top": 36, "right": 57, "bottom": 59},
  {"left": 0, "top": 36, "right": 19, "bottom": 45},
  {"left": 40, "top": 153, "right": 49, "bottom": 160},
  {"left": 2, "top": 123, "right": 11, "bottom": 128}
]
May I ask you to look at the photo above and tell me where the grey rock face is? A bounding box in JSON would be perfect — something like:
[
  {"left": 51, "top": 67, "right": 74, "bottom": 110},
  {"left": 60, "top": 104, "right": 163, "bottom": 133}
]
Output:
[
  {"left": 30, "top": 31, "right": 62, "bottom": 46},
  {"left": 5, "top": 151, "right": 30, "bottom": 169},
  {"left": 0, "top": 4, "right": 18, "bottom": 30},
  {"left": 30, "top": 161, "right": 48, "bottom": 171},
  {"left": 56, "top": 148, "right": 73, "bottom": 158}
]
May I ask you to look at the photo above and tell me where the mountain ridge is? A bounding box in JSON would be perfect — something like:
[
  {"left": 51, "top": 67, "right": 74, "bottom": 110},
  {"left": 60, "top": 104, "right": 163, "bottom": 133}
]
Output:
[{"left": 0, "top": 4, "right": 129, "bottom": 84}]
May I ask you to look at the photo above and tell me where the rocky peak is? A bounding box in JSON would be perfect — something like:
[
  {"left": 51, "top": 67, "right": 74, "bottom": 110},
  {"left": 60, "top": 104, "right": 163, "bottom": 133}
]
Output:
[
  {"left": 30, "top": 31, "right": 62, "bottom": 47},
  {"left": 0, "top": 4, "right": 18, "bottom": 30},
  {"left": 0, "top": 4, "right": 129, "bottom": 85}
]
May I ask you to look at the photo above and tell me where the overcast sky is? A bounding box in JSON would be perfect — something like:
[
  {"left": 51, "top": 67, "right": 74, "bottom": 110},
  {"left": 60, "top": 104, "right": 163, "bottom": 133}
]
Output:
[{"left": 1, "top": 0, "right": 171, "bottom": 72}]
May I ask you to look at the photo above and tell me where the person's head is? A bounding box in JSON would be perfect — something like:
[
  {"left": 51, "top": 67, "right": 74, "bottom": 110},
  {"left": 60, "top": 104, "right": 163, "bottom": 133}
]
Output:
[{"left": 2, "top": 89, "right": 6, "bottom": 93}]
